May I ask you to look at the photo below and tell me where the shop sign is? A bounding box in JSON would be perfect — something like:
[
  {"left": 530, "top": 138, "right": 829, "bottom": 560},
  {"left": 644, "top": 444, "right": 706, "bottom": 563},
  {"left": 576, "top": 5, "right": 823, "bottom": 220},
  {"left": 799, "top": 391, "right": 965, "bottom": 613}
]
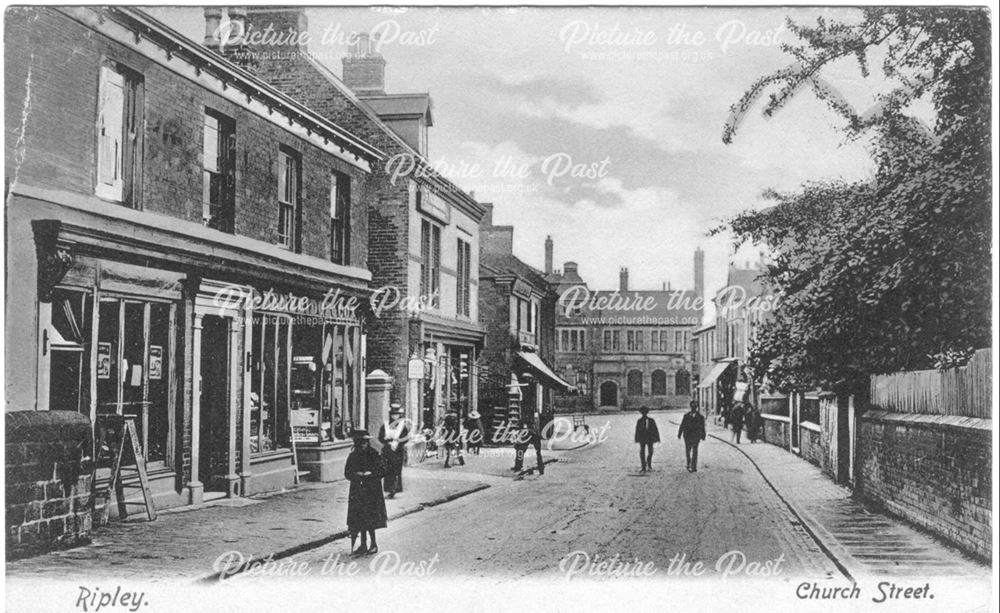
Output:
[
  {"left": 408, "top": 357, "right": 425, "bottom": 380},
  {"left": 212, "top": 286, "right": 361, "bottom": 322}
]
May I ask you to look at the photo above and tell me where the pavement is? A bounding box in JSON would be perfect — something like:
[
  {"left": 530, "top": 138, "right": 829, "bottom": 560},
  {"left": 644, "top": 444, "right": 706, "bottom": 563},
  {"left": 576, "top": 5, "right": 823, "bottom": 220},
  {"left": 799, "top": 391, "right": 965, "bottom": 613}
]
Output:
[
  {"left": 4, "top": 467, "right": 492, "bottom": 582},
  {"left": 687, "top": 416, "right": 990, "bottom": 580}
]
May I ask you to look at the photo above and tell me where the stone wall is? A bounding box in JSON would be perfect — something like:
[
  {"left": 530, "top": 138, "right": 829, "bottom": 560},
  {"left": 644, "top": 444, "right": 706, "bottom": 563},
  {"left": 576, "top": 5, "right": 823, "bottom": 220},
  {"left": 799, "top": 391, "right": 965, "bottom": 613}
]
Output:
[
  {"left": 856, "top": 410, "right": 991, "bottom": 561},
  {"left": 6, "top": 411, "right": 94, "bottom": 559},
  {"left": 760, "top": 414, "right": 789, "bottom": 449},
  {"left": 798, "top": 422, "right": 823, "bottom": 468}
]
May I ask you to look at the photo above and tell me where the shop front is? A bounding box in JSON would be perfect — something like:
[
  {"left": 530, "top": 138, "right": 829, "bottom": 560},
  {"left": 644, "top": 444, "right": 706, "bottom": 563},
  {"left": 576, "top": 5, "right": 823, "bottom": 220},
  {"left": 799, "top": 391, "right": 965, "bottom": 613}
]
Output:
[{"left": 195, "top": 282, "right": 367, "bottom": 494}]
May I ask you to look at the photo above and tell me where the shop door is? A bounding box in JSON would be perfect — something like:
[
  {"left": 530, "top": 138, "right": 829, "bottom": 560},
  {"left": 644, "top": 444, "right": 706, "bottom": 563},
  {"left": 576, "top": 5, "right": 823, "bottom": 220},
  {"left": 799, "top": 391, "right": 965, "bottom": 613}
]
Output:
[{"left": 199, "top": 315, "right": 230, "bottom": 491}]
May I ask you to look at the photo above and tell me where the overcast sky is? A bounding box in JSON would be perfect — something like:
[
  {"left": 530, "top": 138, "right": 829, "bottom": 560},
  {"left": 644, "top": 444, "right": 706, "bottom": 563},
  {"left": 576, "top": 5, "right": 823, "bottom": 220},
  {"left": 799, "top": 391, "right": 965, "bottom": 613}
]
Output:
[{"left": 153, "top": 6, "right": 892, "bottom": 319}]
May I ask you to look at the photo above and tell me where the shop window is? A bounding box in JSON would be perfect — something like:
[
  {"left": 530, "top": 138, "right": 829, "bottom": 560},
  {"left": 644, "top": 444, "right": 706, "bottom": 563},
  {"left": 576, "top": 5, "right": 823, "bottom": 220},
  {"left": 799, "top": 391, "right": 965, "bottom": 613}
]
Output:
[
  {"left": 420, "top": 219, "right": 441, "bottom": 308},
  {"left": 42, "top": 289, "right": 93, "bottom": 413},
  {"left": 289, "top": 322, "right": 360, "bottom": 444},
  {"left": 456, "top": 238, "right": 471, "bottom": 317},
  {"left": 627, "top": 370, "right": 643, "bottom": 397},
  {"left": 651, "top": 369, "right": 667, "bottom": 396},
  {"left": 202, "top": 109, "right": 236, "bottom": 232},
  {"left": 95, "top": 297, "right": 173, "bottom": 463},
  {"left": 277, "top": 148, "right": 300, "bottom": 250},
  {"left": 330, "top": 171, "right": 351, "bottom": 265},
  {"left": 250, "top": 315, "right": 290, "bottom": 453},
  {"left": 96, "top": 62, "right": 143, "bottom": 207},
  {"left": 675, "top": 369, "right": 691, "bottom": 396}
]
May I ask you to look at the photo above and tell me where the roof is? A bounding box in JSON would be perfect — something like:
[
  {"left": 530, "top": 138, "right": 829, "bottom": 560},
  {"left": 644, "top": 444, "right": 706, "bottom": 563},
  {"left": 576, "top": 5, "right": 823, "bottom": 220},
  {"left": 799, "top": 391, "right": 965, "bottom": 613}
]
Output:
[
  {"left": 584, "top": 289, "right": 702, "bottom": 322},
  {"left": 359, "top": 94, "right": 433, "bottom": 125},
  {"left": 481, "top": 254, "right": 550, "bottom": 294},
  {"left": 725, "top": 267, "right": 767, "bottom": 295}
]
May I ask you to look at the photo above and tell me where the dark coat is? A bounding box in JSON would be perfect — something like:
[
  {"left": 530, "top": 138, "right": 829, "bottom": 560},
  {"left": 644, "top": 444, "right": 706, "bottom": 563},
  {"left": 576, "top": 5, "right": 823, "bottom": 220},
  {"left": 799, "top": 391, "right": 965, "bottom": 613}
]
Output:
[
  {"left": 345, "top": 444, "right": 387, "bottom": 532},
  {"left": 378, "top": 421, "right": 409, "bottom": 493},
  {"left": 678, "top": 411, "right": 706, "bottom": 442},
  {"left": 634, "top": 416, "right": 661, "bottom": 444}
]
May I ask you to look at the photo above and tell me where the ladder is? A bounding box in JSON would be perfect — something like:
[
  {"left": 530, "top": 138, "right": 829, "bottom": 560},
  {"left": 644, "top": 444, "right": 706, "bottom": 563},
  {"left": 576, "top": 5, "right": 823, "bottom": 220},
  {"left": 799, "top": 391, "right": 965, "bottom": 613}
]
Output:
[{"left": 99, "top": 416, "right": 156, "bottom": 525}]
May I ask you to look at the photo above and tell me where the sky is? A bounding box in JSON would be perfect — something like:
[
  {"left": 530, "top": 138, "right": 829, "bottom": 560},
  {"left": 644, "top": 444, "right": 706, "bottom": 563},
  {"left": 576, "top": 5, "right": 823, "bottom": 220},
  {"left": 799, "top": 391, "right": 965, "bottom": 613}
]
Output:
[{"left": 151, "top": 6, "right": 892, "bottom": 321}]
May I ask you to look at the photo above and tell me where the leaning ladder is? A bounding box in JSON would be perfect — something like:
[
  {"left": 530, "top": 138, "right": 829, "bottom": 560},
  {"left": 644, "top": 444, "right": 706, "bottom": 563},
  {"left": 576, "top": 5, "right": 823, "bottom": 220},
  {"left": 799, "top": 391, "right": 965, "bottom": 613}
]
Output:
[{"left": 99, "top": 416, "right": 156, "bottom": 525}]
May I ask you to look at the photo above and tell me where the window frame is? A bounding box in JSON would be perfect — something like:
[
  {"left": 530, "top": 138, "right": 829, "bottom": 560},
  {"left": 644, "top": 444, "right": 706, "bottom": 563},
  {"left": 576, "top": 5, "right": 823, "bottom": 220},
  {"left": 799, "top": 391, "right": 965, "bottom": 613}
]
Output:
[
  {"left": 202, "top": 108, "right": 236, "bottom": 233},
  {"left": 277, "top": 148, "right": 301, "bottom": 251},
  {"left": 95, "top": 60, "right": 143, "bottom": 208},
  {"left": 330, "top": 170, "right": 351, "bottom": 265}
]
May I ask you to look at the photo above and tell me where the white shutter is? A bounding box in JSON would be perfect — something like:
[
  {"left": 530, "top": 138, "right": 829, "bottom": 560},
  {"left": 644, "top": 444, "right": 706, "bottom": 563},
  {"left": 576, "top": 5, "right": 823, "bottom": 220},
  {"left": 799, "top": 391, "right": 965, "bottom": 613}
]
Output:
[{"left": 96, "top": 66, "right": 124, "bottom": 201}]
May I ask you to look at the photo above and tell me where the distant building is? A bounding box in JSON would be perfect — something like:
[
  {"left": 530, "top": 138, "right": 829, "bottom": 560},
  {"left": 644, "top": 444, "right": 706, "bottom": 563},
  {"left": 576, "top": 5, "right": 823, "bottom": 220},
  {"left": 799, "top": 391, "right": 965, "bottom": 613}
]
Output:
[
  {"left": 691, "top": 323, "right": 718, "bottom": 417},
  {"left": 547, "top": 242, "right": 704, "bottom": 411},
  {"left": 478, "top": 210, "right": 569, "bottom": 438}
]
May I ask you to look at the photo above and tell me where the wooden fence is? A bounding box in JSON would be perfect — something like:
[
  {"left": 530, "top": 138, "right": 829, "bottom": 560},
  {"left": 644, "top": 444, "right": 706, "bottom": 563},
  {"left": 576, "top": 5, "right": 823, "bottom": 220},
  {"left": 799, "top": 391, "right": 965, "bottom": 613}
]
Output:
[{"left": 870, "top": 349, "right": 992, "bottom": 419}]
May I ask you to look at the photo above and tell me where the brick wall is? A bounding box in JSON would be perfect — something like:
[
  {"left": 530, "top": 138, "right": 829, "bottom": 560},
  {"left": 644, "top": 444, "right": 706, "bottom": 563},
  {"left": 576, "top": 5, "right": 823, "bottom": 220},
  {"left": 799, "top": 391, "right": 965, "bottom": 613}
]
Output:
[
  {"left": 6, "top": 411, "right": 94, "bottom": 559},
  {"left": 856, "top": 411, "right": 991, "bottom": 561},
  {"left": 798, "top": 423, "right": 823, "bottom": 468}
]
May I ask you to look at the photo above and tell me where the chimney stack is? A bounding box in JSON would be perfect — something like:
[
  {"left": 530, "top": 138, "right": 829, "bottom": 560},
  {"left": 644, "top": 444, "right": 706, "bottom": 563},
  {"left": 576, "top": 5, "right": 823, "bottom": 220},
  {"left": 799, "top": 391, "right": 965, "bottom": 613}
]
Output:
[
  {"left": 342, "top": 32, "right": 386, "bottom": 96},
  {"left": 204, "top": 7, "right": 222, "bottom": 46},
  {"left": 480, "top": 202, "right": 494, "bottom": 227},
  {"left": 694, "top": 248, "right": 705, "bottom": 305},
  {"left": 619, "top": 267, "right": 629, "bottom": 292},
  {"left": 544, "top": 236, "right": 553, "bottom": 274}
]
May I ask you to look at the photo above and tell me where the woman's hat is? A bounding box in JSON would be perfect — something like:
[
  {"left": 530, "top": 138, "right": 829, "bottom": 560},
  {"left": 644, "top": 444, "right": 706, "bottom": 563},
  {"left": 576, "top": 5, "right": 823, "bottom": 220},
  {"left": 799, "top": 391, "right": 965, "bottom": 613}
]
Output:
[
  {"left": 389, "top": 404, "right": 403, "bottom": 416},
  {"left": 350, "top": 428, "right": 371, "bottom": 439},
  {"left": 468, "top": 410, "right": 481, "bottom": 419}
]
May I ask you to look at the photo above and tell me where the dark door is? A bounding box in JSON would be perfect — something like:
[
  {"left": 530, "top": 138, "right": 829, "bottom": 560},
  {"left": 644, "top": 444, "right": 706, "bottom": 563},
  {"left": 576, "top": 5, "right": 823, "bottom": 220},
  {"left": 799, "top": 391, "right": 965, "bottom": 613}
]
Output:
[
  {"left": 199, "top": 315, "right": 230, "bottom": 491},
  {"left": 599, "top": 381, "right": 618, "bottom": 407}
]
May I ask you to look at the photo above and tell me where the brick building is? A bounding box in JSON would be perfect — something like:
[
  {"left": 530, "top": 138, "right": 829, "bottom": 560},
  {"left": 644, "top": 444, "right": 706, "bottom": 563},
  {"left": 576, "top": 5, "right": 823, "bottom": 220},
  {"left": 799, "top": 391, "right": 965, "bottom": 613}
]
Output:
[
  {"left": 478, "top": 208, "right": 569, "bottom": 438},
  {"left": 546, "top": 242, "right": 704, "bottom": 411},
  {"left": 4, "top": 6, "right": 383, "bottom": 517},
  {"left": 691, "top": 323, "right": 718, "bottom": 417},
  {"left": 210, "top": 8, "right": 487, "bottom": 435}
]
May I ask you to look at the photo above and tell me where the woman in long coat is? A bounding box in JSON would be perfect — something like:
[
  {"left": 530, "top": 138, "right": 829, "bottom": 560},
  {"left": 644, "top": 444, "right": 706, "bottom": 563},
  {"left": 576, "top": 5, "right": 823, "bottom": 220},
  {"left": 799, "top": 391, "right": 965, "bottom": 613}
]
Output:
[
  {"left": 344, "top": 428, "right": 387, "bottom": 555},
  {"left": 378, "top": 405, "right": 409, "bottom": 498}
]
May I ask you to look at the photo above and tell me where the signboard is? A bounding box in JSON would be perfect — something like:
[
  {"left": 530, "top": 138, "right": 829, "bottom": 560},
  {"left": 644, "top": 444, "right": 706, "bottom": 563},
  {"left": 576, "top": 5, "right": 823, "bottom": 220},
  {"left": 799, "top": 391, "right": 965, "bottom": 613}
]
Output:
[{"left": 408, "top": 357, "right": 425, "bottom": 380}]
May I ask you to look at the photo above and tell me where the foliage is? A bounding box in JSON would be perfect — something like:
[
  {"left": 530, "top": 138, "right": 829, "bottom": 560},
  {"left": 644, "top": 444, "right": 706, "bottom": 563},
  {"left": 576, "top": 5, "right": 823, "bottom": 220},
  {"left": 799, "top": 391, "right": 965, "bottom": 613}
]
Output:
[{"left": 718, "top": 7, "right": 991, "bottom": 392}]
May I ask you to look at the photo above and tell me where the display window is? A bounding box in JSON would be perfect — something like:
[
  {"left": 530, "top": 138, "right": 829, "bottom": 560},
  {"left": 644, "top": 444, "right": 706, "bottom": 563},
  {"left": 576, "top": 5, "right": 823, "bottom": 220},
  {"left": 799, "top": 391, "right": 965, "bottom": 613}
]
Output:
[{"left": 94, "top": 296, "right": 174, "bottom": 464}]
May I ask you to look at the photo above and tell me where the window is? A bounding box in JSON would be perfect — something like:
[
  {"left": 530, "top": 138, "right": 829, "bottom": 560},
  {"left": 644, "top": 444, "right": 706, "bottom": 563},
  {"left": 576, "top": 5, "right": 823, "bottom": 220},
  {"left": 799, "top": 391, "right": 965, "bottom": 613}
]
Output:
[
  {"left": 675, "top": 369, "right": 691, "bottom": 395},
  {"left": 250, "top": 315, "right": 290, "bottom": 453},
  {"left": 526, "top": 301, "right": 534, "bottom": 333},
  {"left": 203, "top": 110, "right": 236, "bottom": 232},
  {"left": 277, "top": 149, "right": 300, "bottom": 250},
  {"left": 41, "top": 289, "right": 93, "bottom": 414},
  {"left": 456, "top": 238, "right": 471, "bottom": 317},
  {"left": 330, "top": 171, "right": 351, "bottom": 264},
  {"left": 95, "top": 297, "right": 174, "bottom": 463},
  {"left": 627, "top": 370, "right": 643, "bottom": 396},
  {"left": 289, "top": 323, "right": 361, "bottom": 444},
  {"left": 559, "top": 329, "right": 569, "bottom": 351},
  {"left": 420, "top": 219, "right": 441, "bottom": 309},
  {"left": 635, "top": 330, "right": 644, "bottom": 352},
  {"left": 96, "top": 62, "right": 143, "bottom": 206},
  {"left": 603, "top": 330, "right": 621, "bottom": 351},
  {"left": 651, "top": 369, "right": 667, "bottom": 396}
]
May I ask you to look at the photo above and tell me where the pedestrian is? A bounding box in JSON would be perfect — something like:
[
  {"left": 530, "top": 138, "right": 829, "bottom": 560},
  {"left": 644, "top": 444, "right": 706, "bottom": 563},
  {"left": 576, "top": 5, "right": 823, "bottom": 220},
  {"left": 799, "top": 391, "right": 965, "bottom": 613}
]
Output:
[
  {"left": 677, "top": 400, "right": 707, "bottom": 472},
  {"left": 464, "top": 409, "right": 484, "bottom": 455},
  {"left": 344, "top": 428, "right": 387, "bottom": 556},
  {"left": 634, "top": 406, "right": 660, "bottom": 472},
  {"left": 730, "top": 401, "right": 745, "bottom": 444},
  {"left": 511, "top": 418, "right": 544, "bottom": 475},
  {"left": 746, "top": 404, "right": 763, "bottom": 443},
  {"left": 378, "top": 404, "right": 409, "bottom": 499},
  {"left": 442, "top": 410, "right": 464, "bottom": 468}
]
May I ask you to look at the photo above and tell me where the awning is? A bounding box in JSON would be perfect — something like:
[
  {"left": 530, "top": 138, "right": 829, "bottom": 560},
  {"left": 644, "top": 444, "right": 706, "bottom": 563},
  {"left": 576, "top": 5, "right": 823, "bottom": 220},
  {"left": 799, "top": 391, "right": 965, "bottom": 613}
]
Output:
[
  {"left": 515, "top": 351, "right": 575, "bottom": 393},
  {"left": 699, "top": 359, "right": 737, "bottom": 389}
]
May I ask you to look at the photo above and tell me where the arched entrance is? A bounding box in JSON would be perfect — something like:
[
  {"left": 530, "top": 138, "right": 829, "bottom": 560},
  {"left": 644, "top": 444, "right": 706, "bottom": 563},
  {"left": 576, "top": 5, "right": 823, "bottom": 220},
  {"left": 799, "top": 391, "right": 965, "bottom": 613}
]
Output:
[{"left": 599, "top": 381, "right": 618, "bottom": 407}]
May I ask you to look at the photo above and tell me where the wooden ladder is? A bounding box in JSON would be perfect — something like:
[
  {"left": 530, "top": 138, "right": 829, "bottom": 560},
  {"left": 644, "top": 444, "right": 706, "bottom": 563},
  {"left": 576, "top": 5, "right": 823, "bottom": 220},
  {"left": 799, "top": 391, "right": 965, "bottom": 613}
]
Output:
[{"left": 100, "top": 417, "right": 156, "bottom": 525}]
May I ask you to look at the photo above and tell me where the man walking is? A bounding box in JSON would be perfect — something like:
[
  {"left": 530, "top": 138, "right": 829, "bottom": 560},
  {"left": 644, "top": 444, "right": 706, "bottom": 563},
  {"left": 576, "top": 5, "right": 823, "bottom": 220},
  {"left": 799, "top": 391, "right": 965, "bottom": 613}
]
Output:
[
  {"left": 678, "top": 400, "right": 706, "bottom": 472},
  {"left": 512, "top": 418, "right": 544, "bottom": 475},
  {"left": 634, "top": 406, "right": 660, "bottom": 472}
]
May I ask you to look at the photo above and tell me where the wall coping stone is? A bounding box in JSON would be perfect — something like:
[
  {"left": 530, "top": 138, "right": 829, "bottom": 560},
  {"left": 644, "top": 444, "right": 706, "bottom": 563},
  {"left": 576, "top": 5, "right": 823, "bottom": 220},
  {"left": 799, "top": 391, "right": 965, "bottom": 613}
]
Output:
[{"left": 861, "top": 410, "right": 991, "bottom": 432}]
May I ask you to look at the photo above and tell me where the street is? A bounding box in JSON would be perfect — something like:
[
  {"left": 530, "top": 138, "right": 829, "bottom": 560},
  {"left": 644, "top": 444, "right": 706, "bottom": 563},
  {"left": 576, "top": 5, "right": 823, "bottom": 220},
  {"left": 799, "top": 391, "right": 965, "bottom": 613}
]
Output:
[{"left": 253, "top": 411, "right": 840, "bottom": 580}]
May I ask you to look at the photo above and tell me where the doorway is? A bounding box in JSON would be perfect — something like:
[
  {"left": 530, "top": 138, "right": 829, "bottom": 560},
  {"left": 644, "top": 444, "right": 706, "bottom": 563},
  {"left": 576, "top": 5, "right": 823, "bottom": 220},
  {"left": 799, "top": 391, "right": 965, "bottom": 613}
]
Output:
[
  {"left": 199, "top": 315, "right": 230, "bottom": 492},
  {"left": 599, "top": 381, "right": 618, "bottom": 407}
]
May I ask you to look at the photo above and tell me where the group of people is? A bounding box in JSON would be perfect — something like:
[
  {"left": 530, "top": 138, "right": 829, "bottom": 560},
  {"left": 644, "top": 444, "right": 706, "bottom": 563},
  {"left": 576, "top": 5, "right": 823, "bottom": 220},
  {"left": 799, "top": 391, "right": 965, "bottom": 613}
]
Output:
[
  {"left": 634, "top": 399, "right": 763, "bottom": 472},
  {"left": 342, "top": 404, "right": 495, "bottom": 556},
  {"left": 722, "top": 401, "right": 764, "bottom": 444},
  {"left": 634, "top": 401, "right": 708, "bottom": 472}
]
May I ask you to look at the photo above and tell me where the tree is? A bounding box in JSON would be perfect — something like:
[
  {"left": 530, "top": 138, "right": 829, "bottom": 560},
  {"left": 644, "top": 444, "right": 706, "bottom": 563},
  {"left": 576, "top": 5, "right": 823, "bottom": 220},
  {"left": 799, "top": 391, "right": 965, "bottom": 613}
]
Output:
[{"left": 718, "top": 8, "right": 991, "bottom": 393}]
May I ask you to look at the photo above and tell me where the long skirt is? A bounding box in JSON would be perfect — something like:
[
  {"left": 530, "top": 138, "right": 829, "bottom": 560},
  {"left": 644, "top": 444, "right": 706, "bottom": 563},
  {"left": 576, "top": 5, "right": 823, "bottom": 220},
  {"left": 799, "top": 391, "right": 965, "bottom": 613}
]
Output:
[
  {"left": 347, "top": 478, "right": 387, "bottom": 532},
  {"left": 382, "top": 447, "right": 405, "bottom": 494}
]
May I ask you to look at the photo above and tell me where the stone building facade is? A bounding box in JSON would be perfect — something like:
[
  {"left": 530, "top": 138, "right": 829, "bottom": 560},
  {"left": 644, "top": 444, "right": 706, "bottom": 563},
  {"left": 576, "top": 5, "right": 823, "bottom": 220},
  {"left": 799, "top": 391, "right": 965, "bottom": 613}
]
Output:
[{"left": 546, "top": 241, "right": 704, "bottom": 411}]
